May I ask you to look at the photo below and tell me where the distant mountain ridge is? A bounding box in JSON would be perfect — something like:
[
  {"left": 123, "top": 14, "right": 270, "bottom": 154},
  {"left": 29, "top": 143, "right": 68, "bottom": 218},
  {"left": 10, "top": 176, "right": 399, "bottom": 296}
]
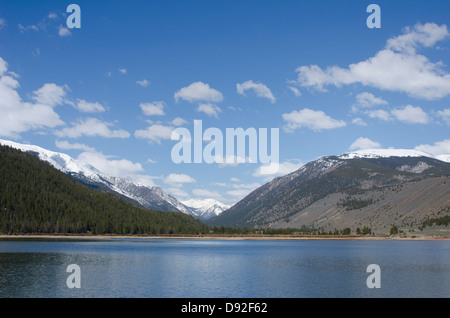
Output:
[
  {"left": 0, "top": 139, "right": 196, "bottom": 216},
  {"left": 182, "top": 198, "right": 231, "bottom": 220},
  {"left": 207, "top": 149, "right": 450, "bottom": 234}
]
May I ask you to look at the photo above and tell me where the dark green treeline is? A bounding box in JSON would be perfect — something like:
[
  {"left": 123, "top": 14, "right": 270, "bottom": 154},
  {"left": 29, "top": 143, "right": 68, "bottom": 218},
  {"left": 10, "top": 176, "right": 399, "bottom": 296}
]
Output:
[{"left": 0, "top": 145, "right": 209, "bottom": 235}]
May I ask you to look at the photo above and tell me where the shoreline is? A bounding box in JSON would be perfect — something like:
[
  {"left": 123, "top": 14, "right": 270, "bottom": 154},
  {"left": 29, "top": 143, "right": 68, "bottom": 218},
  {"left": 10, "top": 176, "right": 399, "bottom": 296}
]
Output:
[{"left": 0, "top": 233, "right": 449, "bottom": 241}]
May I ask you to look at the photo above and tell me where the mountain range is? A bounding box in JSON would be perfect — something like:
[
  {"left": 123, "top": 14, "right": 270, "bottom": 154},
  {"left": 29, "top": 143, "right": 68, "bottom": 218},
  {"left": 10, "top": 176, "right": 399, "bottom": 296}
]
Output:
[
  {"left": 207, "top": 149, "right": 450, "bottom": 234},
  {"left": 0, "top": 139, "right": 227, "bottom": 220},
  {"left": 2, "top": 138, "right": 450, "bottom": 235}
]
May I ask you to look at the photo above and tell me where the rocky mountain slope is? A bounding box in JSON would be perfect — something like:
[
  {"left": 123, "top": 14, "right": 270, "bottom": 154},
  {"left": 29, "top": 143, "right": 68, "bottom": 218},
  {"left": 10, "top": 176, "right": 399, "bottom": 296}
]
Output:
[{"left": 207, "top": 149, "right": 450, "bottom": 234}]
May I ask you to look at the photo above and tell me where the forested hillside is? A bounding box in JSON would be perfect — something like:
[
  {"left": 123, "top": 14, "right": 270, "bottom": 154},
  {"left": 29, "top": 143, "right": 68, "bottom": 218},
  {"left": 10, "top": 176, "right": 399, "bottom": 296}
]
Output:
[{"left": 0, "top": 145, "right": 208, "bottom": 235}]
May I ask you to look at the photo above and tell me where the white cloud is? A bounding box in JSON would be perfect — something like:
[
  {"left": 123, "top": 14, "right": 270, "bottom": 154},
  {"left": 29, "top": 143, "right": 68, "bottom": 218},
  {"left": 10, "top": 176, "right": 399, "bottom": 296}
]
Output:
[
  {"left": 415, "top": 139, "right": 450, "bottom": 156},
  {"left": 192, "top": 188, "right": 223, "bottom": 200},
  {"left": 0, "top": 58, "right": 7, "bottom": 75},
  {"left": 296, "top": 23, "right": 450, "bottom": 100},
  {"left": 282, "top": 108, "right": 346, "bottom": 132},
  {"left": 391, "top": 105, "right": 429, "bottom": 124},
  {"left": 288, "top": 86, "right": 301, "bottom": 97},
  {"left": 228, "top": 106, "right": 242, "bottom": 112},
  {"left": 136, "top": 79, "right": 150, "bottom": 87},
  {"left": 236, "top": 80, "right": 276, "bottom": 103},
  {"left": 164, "top": 173, "right": 196, "bottom": 187},
  {"left": 174, "top": 81, "right": 223, "bottom": 103},
  {"left": 55, "top": 117, "right": 130, "bottom": 139},
  {"left": 349, "top": 137, "right": 381, "bottom": 150},
  {"left": 167, "top": 187, "right": 190, "bottom": 199},
  {"left": 18, "top": 23, "right": 38, "bottom": 33},
  {"left": 75, "top": 99, "right": 106, "bottom": 113},
  {"left": 134, "top": 124, "right": 173, "bottom": 144},
  {"left": 352, "top": 118, "right": 367, "bottom": 126},
  {"left": 47, "top": 13, "right": 58, "bottom": 19},
  {"left": 366, "top": 109, "right": 391, "bottom": 121},
  {"left": 77, "top": 151, "right": 156, "bottom": 185},
  {"left": 437, "top": 108, "right": 450, "bottom": 125},
  {"left": 197, "top": 103, "right": 222, "bottom": 118},
  {"left": 0, "top": 57, "right": 64, "bottom": 138},
  {"left": 118, "top": 68, "right": 127, "bottom": 74},
  {"left": 32, "top": 83, "right": 68, "bottom": 107},
  {"left": 55, "top": 140, "right": 96, "bottom": 152},
  {"left": 171, "top": 117, "right": 188, "bottom": 126},
  {"left": 139, "top": 102, "right": 165, "bottom": 116},
  {"left": 354, "top": 92, "right": 388, "bottom": 108},
  {"left": 58, "top": 25, "right": 71, "bottom": 36},
  {"left": 386, "top": 23, "right": 449, "bottom": 54},
  {"left": 253, "top": 160, "right": 303, "bottom": 178}
]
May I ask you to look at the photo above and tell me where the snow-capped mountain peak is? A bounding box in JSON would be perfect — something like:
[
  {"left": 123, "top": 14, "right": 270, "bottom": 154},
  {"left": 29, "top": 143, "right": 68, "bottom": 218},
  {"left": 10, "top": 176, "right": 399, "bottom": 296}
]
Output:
[{"left": 182, "top": 198, "right": 230, "bottom": 220}]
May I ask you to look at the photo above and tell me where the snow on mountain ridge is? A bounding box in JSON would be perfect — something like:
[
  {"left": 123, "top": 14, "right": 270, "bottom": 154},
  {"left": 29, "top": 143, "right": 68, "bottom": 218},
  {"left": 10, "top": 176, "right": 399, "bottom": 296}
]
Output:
[
  {"left": 182, "top": 198, "right": 230, "bottom": 220},
  {"left": 339, "top": 148, "right": 449, "bottom": 162},
  {"left": 0, "top": 139, "right": 194, "bottom": 216}
]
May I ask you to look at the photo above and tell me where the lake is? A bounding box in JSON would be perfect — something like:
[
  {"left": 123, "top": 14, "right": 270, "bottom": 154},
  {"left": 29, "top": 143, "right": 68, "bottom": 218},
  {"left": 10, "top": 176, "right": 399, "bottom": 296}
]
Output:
[{"left": 0, "top": 238, "right": 449, "bottom": 298}]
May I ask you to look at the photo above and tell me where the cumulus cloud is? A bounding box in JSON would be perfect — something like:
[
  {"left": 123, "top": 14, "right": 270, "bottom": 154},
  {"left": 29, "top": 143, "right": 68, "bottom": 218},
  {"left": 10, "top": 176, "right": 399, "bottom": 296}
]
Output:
[
  {"left": 58, "top": 25, "right": 71, "bottom": 36},
  {"left": 253, "top": 160, "right": 303, "bottom": 178},
  {"left": 134, "top": 124, "right": 173, "bottom": 144},
  {"left": 386, "top": 23, "right": 449, "bottom": 54},
  {"left": 55, "top": 140, "right": 96, "bottom": 152},
  {"left": 171, "top": 117, "right": 188, "bottom": 126},
  {"left": 415, "top": 139, "right": 450, "bottom": 156},
  {"left": 349, "top": 137, "right": 381, "bottom": 151},
  {"left": 167, "top": 187, "right": 190, "bottom": 199},
  {"left": 436, "top": 108, "right": 450, "bottom": 125},
  {"left": 296, "top": 23, "right": 450, "bottom": 100},
  {"left": 282, "top": 108, "right": 346, "bottom": 132},
  {"left": 32, "top": 83, "right": 68, "bottom": 107},
  {"left": 75, "top": 99, "right": 106, "bottom": 113},
  {"left": 352, "top": 118, "right": 367, "bottom": 126},
  {"left": 174, "top": 81, "right": 223, "bottom": 103},
  {"left": 196, "top": 103, "right": 222, "bottom": 118},
  {"left": 0, "top": 57, "right": 64, "bottom": 138},
  {"left": 391, "top": 105, "right": 429, "bottom": 124},
  {"left": 366, "top": 109, "right": 391, "bottom": 121},
  {"left": 55, "top": 117, "right": 130, "bottom": 139},
  {"left": 354, "top": 92, "right": 388, "bottom": 109},
  {"left": 164, "top": 173, "right": 196, "bottom": 187},
  {"left": 236, "top": 80, "right": 276, "bottom": 103},
  {"left": 78, "top": 151, "right": 143, "bottom": 177},
  {"left": 139, "top": 101, "right": 165, "bottom": 116}
]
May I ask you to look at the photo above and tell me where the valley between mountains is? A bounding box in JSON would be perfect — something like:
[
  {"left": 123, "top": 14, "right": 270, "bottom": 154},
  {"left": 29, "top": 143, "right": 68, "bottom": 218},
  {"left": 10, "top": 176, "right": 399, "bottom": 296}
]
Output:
[{"left": 1, "top": 139, "right": 449, "bottom": 236}]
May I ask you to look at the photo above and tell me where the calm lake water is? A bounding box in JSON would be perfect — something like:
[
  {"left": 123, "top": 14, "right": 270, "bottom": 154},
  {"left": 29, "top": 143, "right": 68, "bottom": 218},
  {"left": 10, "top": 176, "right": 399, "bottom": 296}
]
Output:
[{"left": 0, "top": 238, "right": 449, "bottom": 298}]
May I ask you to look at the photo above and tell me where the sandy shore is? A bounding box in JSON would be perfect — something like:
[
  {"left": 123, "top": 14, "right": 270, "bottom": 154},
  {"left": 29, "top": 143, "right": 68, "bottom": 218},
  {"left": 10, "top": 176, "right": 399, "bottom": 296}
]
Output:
[{"left": 0, "top": 233, "right": 448, "bottom": 241}]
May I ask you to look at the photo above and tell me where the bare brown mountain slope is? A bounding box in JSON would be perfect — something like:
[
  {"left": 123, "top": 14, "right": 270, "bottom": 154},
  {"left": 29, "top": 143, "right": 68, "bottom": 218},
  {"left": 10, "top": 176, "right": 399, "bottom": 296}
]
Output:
[{"left": 271, "top": 175, "right": 450, "bottom": 234}]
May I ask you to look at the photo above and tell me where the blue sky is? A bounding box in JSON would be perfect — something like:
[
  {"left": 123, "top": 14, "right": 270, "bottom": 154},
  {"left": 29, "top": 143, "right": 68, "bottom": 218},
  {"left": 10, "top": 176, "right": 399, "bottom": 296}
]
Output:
[{"left": 1, "top": 0, "right": 449, "bottom": 205}]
